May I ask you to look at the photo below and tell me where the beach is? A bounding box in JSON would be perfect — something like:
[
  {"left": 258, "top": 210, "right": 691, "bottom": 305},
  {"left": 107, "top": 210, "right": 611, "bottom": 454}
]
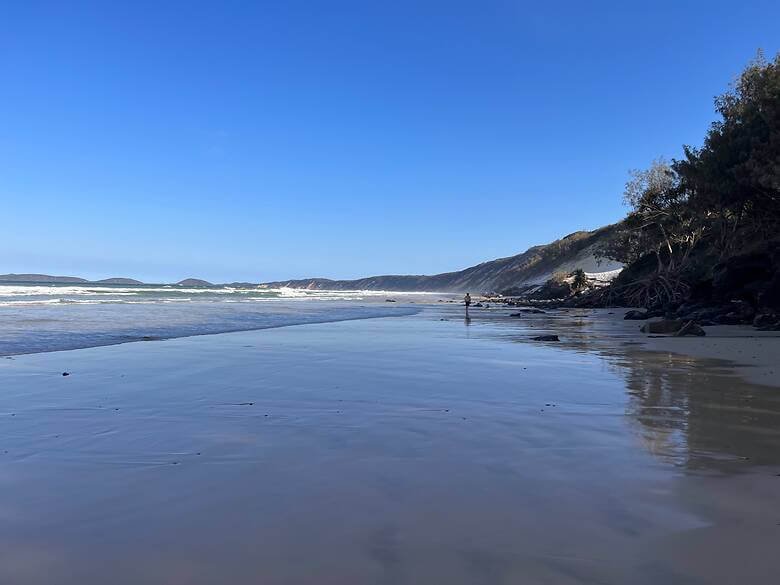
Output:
[{"left": 1, "top": 303, "right": 779, "bottom": 584}]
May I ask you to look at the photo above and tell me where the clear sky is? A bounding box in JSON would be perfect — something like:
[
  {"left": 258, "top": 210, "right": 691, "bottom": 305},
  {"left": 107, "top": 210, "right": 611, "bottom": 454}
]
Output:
[{"left": 2, "top": 1, "right": 778, "bottom": 283}]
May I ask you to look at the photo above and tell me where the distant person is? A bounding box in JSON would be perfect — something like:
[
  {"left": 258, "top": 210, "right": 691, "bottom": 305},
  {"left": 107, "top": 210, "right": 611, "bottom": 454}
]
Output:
[{"left": 464, "top": 292, "right": 471, "bottom": 318}]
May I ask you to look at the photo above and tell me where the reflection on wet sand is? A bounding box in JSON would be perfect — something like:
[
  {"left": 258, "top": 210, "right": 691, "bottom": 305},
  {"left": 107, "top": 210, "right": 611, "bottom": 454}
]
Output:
[
  {"left": 622, "top": 350, "right": 780, "bottom": 471},
  {"left": 470, "top": 307, "right": 780, "bottom": 472}
]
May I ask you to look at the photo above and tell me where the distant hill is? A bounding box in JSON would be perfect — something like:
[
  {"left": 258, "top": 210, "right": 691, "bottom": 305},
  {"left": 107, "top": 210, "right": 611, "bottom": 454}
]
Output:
[
  {"left": 0, "top": 274, "right": 217, "bottom": 287},
  {"left": 0, "top": 274, "right": 144, "bottom": 285},
  {"left": 0, "top": 273, "right": 89, "bottom": 283},
  {"left": 93, "top": 278, "right": 144, "bottom": 285},
  {"left": 261, "top": 225, "right": 623, "bottom": 293},
  {"left": 3, "top": 226, "right": 622, "bottom": 293}
]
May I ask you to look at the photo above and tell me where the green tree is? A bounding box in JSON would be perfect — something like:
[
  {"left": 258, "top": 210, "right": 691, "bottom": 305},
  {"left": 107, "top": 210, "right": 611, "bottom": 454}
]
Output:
[
  {"left": 674, "top": 51, "right": 780, "bottom": 256},
  {"left": 570, "top": 269, "right": 587, "bottom": 291},
  {"left": 596, "top": 51, "right": 780, "bottom": 309}
]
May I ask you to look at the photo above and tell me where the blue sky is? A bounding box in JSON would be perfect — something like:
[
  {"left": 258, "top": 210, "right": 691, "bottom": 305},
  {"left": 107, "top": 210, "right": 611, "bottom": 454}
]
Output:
[{"left": 2, "top": 1, "right": 778, "bottom": 283}]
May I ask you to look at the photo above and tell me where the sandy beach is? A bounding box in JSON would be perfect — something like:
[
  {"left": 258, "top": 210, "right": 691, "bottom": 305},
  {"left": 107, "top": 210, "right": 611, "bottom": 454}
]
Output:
[{"left": 1, "top": 305, "right": 779, "bottom": 584}]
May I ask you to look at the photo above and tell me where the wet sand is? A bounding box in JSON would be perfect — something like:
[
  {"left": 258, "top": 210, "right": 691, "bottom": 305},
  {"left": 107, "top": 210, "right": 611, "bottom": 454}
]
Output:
[
  {"left": 1, "top": 306, "right": 779, "bottom": 584},
  {"left": 467, "top": 305, "right": 780, "bottom": 388}
]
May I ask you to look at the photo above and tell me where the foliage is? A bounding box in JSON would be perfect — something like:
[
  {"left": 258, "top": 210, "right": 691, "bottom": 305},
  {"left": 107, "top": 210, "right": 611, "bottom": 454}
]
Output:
[
  {"left": 597, "top": 51, "right": 780, "bottom": 308},
  {"left": 675, "top": 50, "right": 780, "bottom": 255},
  {"left": 570, "top": 269, "right": 587, "bottom": 291}
]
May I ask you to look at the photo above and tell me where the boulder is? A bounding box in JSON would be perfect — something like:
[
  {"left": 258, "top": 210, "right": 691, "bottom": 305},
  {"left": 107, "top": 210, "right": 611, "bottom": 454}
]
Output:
[
  {"left": 754, "top": 313, "right": 780, "bottom": 330},
  {"left": 675, "top": 302, "right": 702, "bottom": 317},
  {"left": 712, "top": 302, "right": 754, "bottom": 324},
  {"left": 717, "top": 311, "right": 744, "bottom": 324},
  {"left": 673, "top": 321, "right": 706, "bottom": 337},
  {"left": 532, "top": 335, "right": 560, "bottom": 341},
  {"left": 624, "top": 310, "right": 648, "bottom": 320},
  {"left": 640, "top": 320, "right": 683, "bottom": 334},
  {"left": 685, "top": 306, "right": 729, "bottom": 322}
]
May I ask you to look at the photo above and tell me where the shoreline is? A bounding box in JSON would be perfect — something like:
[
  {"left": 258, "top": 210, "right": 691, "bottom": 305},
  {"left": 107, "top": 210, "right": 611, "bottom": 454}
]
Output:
[
  {"left": 456, "top": 302, "right": 780, "bottom": 389},
  {"left": 0, "top": 304, "right": 424, "bottom": 358},
  {"left": 451, "top": 303, "right": 780, "bottom": 389},
  {"left": 4, "top": 302, "right": 778, "bottom": 389}
]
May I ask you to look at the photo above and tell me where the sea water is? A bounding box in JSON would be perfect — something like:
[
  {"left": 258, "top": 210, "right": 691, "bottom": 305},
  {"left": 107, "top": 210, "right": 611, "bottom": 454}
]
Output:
[{"left": 0, "top": 283, "right": 425, "bottom": 355}]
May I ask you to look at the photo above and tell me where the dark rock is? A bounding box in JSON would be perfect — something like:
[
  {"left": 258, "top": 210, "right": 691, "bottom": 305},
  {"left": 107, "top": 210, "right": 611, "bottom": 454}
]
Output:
[
  {"left": 684, "top": 306, "right": 728, "bottom": 322},
  {"left": 531, "top": 335, "right": 560, "bottom": 341},
  {"left": 62, "top": 372, "right": 70, "bottom": 376},
  {"left": 385, "top": 299, "right": 396, "bottom": 302},
  {"left": 713, "top": 302, "right": 755, "bottom": 324},
  {"left": 509, "top": 312, "right": 524, "bottom": 317},
  {"left": 753, "top": 313, "right": 780, "bottom": 330},
  {"left": 675, "top": 302, "right": 703, "bottom": 318},
  {"left": 674, "top": 321, "right": 706, "bottom": 337},
  {"left": 754, "top": 313, "right": 779, "bottom": 328},
  {"left": 716, "top": 312, "right": 740, "bottom": 324},
  {"left": 640, "top": 320, "right": 683, "bottom": 334},
  {"left": 473, "top": 303, "right": 484, "bottom": 307},
  {"left": 731, "top": 300, "right": 755, "bottom": 319},
  {"left": 624, "top": 310, "right": 648, "bottom": 320}
]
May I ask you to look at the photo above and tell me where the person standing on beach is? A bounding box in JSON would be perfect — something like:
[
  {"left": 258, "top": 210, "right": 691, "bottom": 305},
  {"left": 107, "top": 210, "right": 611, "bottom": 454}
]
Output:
[{"left": 464, "top": 292, "right": 471, "bottom": 318}]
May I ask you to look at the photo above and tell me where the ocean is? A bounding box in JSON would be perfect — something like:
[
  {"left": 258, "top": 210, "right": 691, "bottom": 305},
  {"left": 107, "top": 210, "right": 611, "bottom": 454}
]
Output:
[{"left": 0, "top": 283, "right": 427, "bottom": 355}]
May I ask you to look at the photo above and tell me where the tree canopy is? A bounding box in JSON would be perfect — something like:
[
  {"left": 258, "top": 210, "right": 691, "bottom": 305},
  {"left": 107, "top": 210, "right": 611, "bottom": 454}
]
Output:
[{"left": 596, "top": 51, "right": 780, "bottom": 307}]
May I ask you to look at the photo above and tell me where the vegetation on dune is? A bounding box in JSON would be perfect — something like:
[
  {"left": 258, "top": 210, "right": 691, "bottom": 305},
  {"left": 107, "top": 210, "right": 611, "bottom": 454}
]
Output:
[
  {"left": 570, "top": 269, "right": 588, "bottom": 292},
  {"left": 594, "top": 51, "right": 780, "bottom": 311}
]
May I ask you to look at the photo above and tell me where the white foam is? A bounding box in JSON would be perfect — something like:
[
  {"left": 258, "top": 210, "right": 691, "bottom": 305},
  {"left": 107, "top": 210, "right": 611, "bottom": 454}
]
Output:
[{"left": 0, "top": 283, "right": 445, "bottom": 308}]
